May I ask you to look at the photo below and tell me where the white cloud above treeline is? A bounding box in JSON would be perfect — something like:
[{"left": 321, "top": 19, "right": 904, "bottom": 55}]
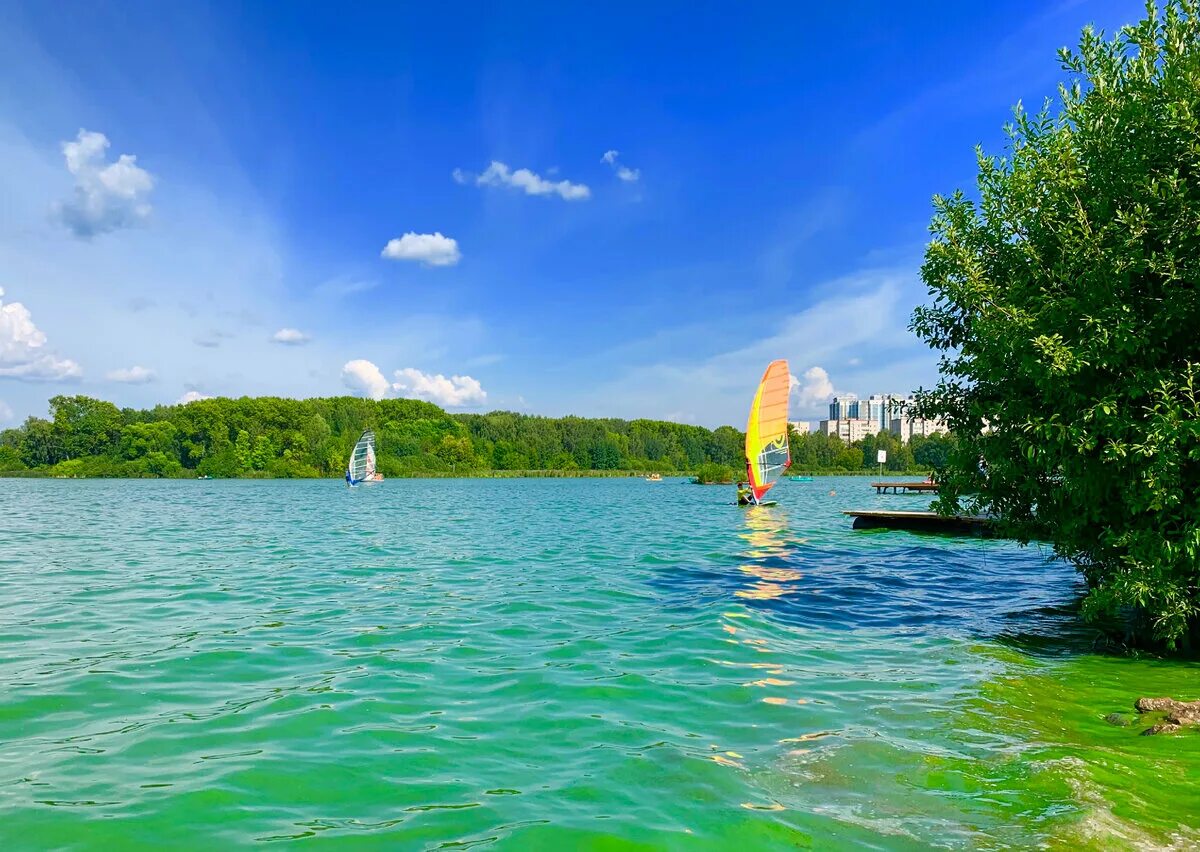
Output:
[
  {"left": 271, "top": 328, "right": 311, "bottom": 345},
  {"left": 393, "top": 367, "right": 486, "bottom": 407},
  {"left": 106, "top": 365, "right": 156, "bottom": 383},
  {"left": 177, "top": 390, "right": 213, "bottom": 404},
  {"left": 0, "top": 287, "right": 82, "bottom": 380},
  {"left": 454, "top": 161, "right": 590, "bottom": 201},
  {"left": 341, "top": 359, "right": 487, "bottom": 407},
  {"left": 381, "top": 232, "right": 461, "bottom": 267},
  {"left": 54, "top": 129, "right": 154, "bottom": 238},
  {"left": 341, "top": 359, "right": 391, "bottom": 400},
  {"left": 601, "top": 149, "right": 640, "bottom": 182}
]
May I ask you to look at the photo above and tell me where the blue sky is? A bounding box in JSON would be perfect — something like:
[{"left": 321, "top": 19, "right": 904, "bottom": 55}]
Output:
[{"left": 0, "top": 0, "right": 1138, "bottom": 428}]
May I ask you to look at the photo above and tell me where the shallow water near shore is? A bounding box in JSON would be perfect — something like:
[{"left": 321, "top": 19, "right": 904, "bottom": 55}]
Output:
[{"left": 1, "top": 477, "right": 1197, "bottom": 848}]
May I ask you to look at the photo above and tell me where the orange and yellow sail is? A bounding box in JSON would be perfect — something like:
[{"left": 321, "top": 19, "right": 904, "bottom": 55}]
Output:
[{"left": 745, "top": 360, "right": 791, "bottom": 501}]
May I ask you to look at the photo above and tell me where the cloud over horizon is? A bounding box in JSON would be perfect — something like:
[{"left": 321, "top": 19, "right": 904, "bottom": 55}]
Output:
[
  {"left": 393, "top": 367, "right": 486, "bottom": 407},
  {"left": 0, "top": 287, "right": 83, "bottom": 381},
  {"left": 790, "top": 366, "right": 841, "bottom": 419},
  {"left": 177, "top": 390, "right": 214, "bottom": 404},
  {"left": 381, "top": 232, "right": 461, "bottom": 266},
  {"left": 341, "top": 359, "right": 391, "bottom": 400},
  {"left": 454, "top": 161, "right": 590, "bottom": 201},
  {"left": 106, "top": 365, "right": 156, "bottom": 383},
  {"left": 54, "top": 129, "right": 154, "bottom": 238}
]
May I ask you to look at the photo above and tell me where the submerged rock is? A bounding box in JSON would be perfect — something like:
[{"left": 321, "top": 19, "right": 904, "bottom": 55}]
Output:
[
  {"left": 1104, "top": 712, "right": 1132, "bottom": 727},
  {"left": 1135, "top": 696, "right": 1200, "bottom": 735}
]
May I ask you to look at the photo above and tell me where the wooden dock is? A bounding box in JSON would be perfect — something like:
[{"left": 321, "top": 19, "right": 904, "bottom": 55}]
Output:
[
  {"left": 844, "top": 509, "right": 993, "bottom": 536},
  {"left": 871, "top": 481, "right": 939, "bottom": 494}
]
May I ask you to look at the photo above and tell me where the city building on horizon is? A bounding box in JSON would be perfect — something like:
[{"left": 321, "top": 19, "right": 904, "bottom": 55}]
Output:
[{"left": 820, "top": 392, "right": 947, "bottom": 444}]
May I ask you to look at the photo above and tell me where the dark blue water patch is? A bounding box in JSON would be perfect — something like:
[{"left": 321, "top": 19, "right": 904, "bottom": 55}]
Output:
[{"left": 651, "top": 535, "right": 1087, "bottom": 642}]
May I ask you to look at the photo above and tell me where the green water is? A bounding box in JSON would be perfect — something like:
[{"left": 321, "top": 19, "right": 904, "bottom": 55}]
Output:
[{"left": 1, "top": 477, "right": 1196, "bottom": 849}]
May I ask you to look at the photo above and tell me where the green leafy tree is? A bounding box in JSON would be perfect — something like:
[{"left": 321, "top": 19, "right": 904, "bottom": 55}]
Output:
[
  {"left": 50, "top": 395, "right": 121, "bottom": 459},
  {"left": 910, "top": 0, "right": 1200, "bottom": 648},
  {"left": 234, "top": 429, "right": 253, "bottom": 471},
  {"left": 0, "top": 445, "right": 24, "bottom": 470}
]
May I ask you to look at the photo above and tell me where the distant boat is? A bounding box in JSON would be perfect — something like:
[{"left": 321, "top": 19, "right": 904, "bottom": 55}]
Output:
[
  {"left": 197, "top": 475, "right": 212, "bottom": 480},
  {"left": 743, "top": 359, "right": 791, "bottom": 506},
  {"left": 346, "top": 430, "right": 384, "bottom": 486}
]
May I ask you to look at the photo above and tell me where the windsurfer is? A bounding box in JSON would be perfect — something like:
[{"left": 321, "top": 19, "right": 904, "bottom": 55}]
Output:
[{"left": 736, "top": 481, "right": 755, "bottom": 506}]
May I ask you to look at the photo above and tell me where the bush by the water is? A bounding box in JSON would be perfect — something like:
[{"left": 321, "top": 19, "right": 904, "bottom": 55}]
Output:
[
  {"left": 912, "top": 1, "right": 1200, "bottom": 649},
  {"left": 693, "top": 462, "right": 735, "bottom": 484}
]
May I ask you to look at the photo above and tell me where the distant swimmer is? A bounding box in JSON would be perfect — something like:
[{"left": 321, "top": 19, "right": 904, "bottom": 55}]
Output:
[{"left": 828, "top": 489, "right": 836, "bottom": 497}]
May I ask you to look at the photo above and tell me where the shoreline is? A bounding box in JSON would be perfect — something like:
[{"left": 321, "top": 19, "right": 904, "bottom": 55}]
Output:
[{"left": 1, "top": 469, "right": 931, "bottom": 481}]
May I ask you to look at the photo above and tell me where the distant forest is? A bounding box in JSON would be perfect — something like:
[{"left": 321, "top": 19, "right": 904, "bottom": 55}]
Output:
[{"left": 0, "top": 395, "right": 951, "bottom": 478}]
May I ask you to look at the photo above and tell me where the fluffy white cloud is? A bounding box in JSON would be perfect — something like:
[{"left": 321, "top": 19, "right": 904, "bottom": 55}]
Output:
[
  {"left": 791, "top": 366, "right": 840, "bottom": 414},
  {"left": 458, "top": 161, "right": 590, "bottom": 201},
  {"left": 342, "top": 359, "right": 390, "bottom": 400},
  {"left": 0, "top": 287, "right": 82, "bottom": 380},
  {"left": 601, "top": 149, "right": 640, "bottom": 182},
  {"left": 381, "top": 232, "right": 461, "bottom": 267},
  {"left": 54, "top": 129, "right": 154, "bottom": 238},
  {"left": 271, "top": 327, "right": 311, "bottom": 345},
  {"left": 106, "top": 365, "right": 156, "bottom": 383},
  {"left": 177, "top": 390, "right": 213, "bottom": 404},
  {"left": 392, "top": 367, "right": 487, "bottom": 408}
]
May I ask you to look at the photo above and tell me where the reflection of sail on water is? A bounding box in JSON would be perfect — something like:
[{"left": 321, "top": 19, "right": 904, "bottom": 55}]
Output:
[
  {"left": 347, "top": 430, "right": 383, "bottom": 484},
  {"left": 745, "top": 360, "right": 791, "bottom": 502},
  {"left": 736, "top": 507, "right": 802, "bottom": 600}
]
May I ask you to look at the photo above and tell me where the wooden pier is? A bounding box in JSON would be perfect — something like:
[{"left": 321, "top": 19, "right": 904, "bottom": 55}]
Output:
[
  {"left": 844, "top": 509, "right": 993, "bottom": 536},
  {"left": 871, "top": 481, "right": 939, "bottom": 494}
]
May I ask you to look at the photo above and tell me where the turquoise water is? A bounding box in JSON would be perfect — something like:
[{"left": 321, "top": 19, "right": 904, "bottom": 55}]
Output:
[{"left": 1, "top": 477, "right": 1197, "bottom": 848}]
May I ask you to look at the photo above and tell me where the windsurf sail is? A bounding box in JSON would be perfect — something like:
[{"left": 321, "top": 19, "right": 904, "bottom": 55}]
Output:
[
  {"left": 347, "top": 430, "right": 379, "bottom": 484},
  {"left": 745, "top": 360, "right": 791, "bottom": 502}
]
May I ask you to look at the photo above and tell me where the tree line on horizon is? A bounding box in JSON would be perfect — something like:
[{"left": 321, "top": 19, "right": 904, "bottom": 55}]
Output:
[{"left": 0, "top": 394, "right": 950, "bottom": 479}]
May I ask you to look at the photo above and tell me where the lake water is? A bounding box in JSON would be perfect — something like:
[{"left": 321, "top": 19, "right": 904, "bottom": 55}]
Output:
[{"left": 1, "top": 477, "right": 1197, "bottom": 848}]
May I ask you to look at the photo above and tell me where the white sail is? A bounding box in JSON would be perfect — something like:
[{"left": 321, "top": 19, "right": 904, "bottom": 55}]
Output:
[{"left": 347, "top": 430, "right": 379, "bottom": 483}]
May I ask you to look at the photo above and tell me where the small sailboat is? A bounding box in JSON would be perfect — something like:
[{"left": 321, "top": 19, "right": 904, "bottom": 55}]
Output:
[
  {"left": 346, "top": 429, "right": 384, "bottom": 486},
  {"left": 743, "top": 360, "right": 791, "bottom": 506}
]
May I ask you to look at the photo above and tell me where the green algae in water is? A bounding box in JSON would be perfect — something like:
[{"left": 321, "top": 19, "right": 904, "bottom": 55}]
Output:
[{"left": 0, "top": 477, "right": 1196, "bottom": 849}]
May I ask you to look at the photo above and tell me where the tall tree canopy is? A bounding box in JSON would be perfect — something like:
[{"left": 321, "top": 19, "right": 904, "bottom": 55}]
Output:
[{"left": 911, "top": 1, "right": 1200, "bottom": 648}]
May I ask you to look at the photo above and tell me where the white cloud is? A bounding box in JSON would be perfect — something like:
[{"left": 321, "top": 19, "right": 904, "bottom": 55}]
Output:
[
  {"left": 601, "top": 149, "right": 640, "bottom": 182},
  {"left": 459, "top": 161, "right": 590, "bottom": 201},
  {"left": 54, "top": 129, "right": 154, "bottom": 238},
  {"left": 381, "top": 232, "right": 461, "bottom": 267},
  {"left": 791, "top": 366, "right": 841, "bottom": 414},
  {"left": 342, "top": 359, "right": 390, "bottom": 400},
  {"left": 177, "top": 390, "right": 213, "bottom": 404},
  {"left": 392, "top": 367, "right": 487, "bottom": 408},
  {"left": 0, "top": 287, "right": 82, "bottom": 381},
  {"left": 271, "top": 327, "right": 311, "bottom": 345},
  {"left": 106, "top": 365, "right": 156, "bottom": 383}
]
